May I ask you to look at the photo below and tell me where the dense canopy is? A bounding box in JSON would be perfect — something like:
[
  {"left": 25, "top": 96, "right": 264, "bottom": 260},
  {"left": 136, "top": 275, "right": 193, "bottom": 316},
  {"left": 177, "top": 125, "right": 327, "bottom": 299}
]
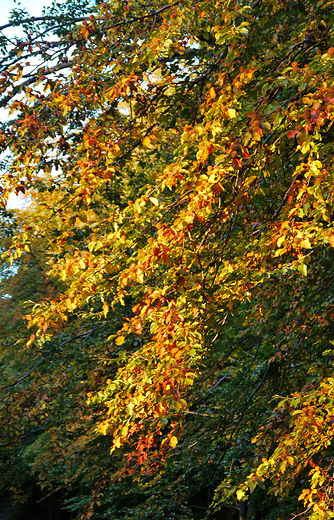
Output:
[{"left": 1, "top": 0, "right": 334, "bottom": 518}]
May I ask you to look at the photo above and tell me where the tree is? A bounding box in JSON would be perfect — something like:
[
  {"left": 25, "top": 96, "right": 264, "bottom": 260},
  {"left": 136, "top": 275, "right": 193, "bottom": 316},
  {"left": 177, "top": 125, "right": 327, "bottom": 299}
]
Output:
[{"left": 1, "top": 0, "right": 334, "bottom": 518}]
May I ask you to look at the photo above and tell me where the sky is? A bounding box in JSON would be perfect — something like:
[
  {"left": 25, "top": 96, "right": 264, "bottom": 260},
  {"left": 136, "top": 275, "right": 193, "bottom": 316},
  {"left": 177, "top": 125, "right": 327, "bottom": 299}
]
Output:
[
  {"left": 2, "top": 0, "right": 59, "bottom": 208},
  {"left": 1, "top": 0, "right": 57, "bottom": 24}
]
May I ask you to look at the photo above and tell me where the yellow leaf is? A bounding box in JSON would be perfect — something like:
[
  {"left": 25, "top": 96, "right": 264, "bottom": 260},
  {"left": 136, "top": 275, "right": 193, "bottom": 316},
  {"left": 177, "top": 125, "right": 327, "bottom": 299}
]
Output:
[
  {"left": 127, "top": 402, "right": 134, "bottom": 415},
  {"left": 99, "top": 422, "right": 108, "bottom": 436},
  {"left": 142, "top": 136, "right": 151, "bottom": 148},
  {"left": 149, "top": 196, "right": 159, "bottom": 206},
  {"left": 103, "top": 301, "right": 109, "bottom": 317},
  {"left": 115, "top": 336, "right": 125, "bottom": 345},
  {"left": 280, "top": 460, "right": 287, "bottom": 473},
  {"left": 113, "top": 144, "right": 121, "bottom": 156},
  {"left": 209, "top": 87, "right": 216, "bottom": 99},
  {"left": 184, "top": 213, "right": 194, "bottom": 224},
  {"left": 277, "top": 236, "right": 285, "bottom": 248},
  {"left": 298, "top": 263, "right": 307, "bottom": 276},
  {"left": 26, "top": 334, "right": 35, "bottom": 348},
  {"left": 137, "top": 271, "right": 144, "bottom": 283},
  {"left": 236, "top": 490, "right": 246, "bottom": 501},
  {"left": 300, "top": 238, "right": 312, "bottom": 249},
  {"left": 170, "top": 436, "right": 178, "bottom": 448},
  {"left": 227, "top": 108, "right": 236, "bottom": 118},
  {"left": 287, "top": 456, "right": 294, "bottom": 466},
  {"left": 114, "top": 436, "right": 122, "bottom": 448},
  {"left": 78, "top": 258, "right": 86, "bottom": 269}
]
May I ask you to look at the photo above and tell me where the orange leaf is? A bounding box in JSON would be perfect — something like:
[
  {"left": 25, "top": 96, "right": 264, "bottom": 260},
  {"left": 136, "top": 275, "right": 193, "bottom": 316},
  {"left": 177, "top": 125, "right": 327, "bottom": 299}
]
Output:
[
  {"left": 328, "top": 235, "right": 334, "bottom": 247},
  {"left": 287, "top": 129, "right": 299, "bottom": 139}
]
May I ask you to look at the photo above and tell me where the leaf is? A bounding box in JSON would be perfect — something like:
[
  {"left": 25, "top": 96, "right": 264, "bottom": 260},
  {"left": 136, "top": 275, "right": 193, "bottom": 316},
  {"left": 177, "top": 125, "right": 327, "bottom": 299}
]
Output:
[
  {"left": 287, "top": 129, "right": 299, "bottom": 139},
  {"left": 236, "top": 490, "right": 246, "bottom": 501},
  {"left": 227, "top": 108, "right": 236, "bottom": 119},
  {"left": 102, "top": 301, "right": 109, "bottom": 317},
  {"left": 280, "top": 460, "right": 287, "bottom": 474},
  {"left": 99, "top": 422, "right": 109, "bottom": 436},
  {"left": 277, "top": 236, "right": 285, "bottom": 248},
  {"left": 209, "top": 87, "right": 217, "bottom": 99},
  {"left": 142, "top": 136, "right": 151, "bottom": 148},
  {"left": 170, "top": 436, "right": 178, "bottom": 448},
  {"left": 115, "top": 336, "right": 125, "bottom": 345},
  {"left": 300, "top": 238, "right": 312, "bottom": 249},
  {"left": 149, "top": 197, "right": 159, "bottom": 206},
  {"left": 298, "top": 263, "right": 308, "bottom": 276}
]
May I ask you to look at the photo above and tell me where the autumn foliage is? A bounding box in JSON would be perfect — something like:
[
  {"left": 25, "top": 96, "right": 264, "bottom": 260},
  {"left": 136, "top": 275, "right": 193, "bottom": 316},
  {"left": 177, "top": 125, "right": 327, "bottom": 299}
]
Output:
[{"left": 1, "top": 0, "right": 334, "bottom": 518}]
